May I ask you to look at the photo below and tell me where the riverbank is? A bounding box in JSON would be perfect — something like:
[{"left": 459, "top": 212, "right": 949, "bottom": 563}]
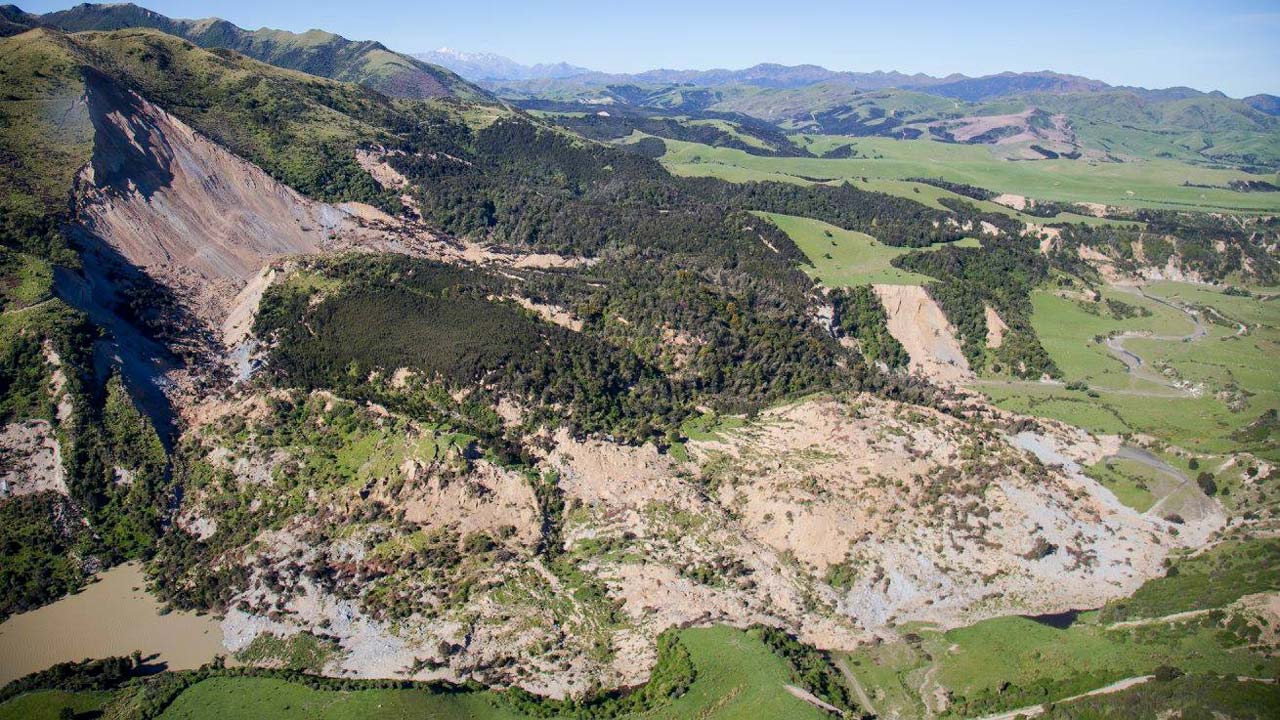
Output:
[{"left": 0, "top": 563, "right": 227, "bottom": 685}]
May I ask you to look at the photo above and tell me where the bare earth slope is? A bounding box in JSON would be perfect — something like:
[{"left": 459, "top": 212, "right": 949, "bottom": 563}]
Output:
[
  {"left": 874, "top": 284, "right": 971, "bottom": 383},
  {"left": 74, "top": 70, "right": 351, "bottom": 325},
  {"left": 174, "top": 387, "right": 1193, "bottom": 696}
]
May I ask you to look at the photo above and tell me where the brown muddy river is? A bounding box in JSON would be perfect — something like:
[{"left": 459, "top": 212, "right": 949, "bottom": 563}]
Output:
[{"left": 0, "top": 562, "right": 227, "bottom": 684}]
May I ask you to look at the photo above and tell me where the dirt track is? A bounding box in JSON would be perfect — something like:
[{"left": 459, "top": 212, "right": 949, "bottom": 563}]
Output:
[{"left": 970, "top": 675, "right": 1154, "bottom": 720}]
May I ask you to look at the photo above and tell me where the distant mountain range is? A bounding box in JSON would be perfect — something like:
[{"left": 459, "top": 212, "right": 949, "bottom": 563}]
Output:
[
  {"left": 426, "top": 52, "right": 1275, "bottom": 108},
  {"left": 471, "top": 56, "right": 1278, "bottom": 168},
  {"left": 4, "top": 4, "right": 1275, "bottom": 115},
  {"left": 418, "top": 55, "right": 1124, "bottom": 99},
  {"left": 7, "top": 6, "right": 1123, "bottom": 105},
  {"left": 1, "top": 2, "right": 488, "bottom": 100},
  {"left": 415, "top": 47, "right": 591, "bottom": 82}
]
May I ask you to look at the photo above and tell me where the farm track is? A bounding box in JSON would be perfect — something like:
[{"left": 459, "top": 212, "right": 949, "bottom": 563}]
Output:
[
  {"left": 968, "top": 675, "right": 1155, "bottom": 720},
  {"left": 835, "top": 657, "right": 880, "bottom": 718},
  {"left": 968, "top": 673, "right": 1275, "bottom": 720},
  {"left": 1106, "top": 607, "right": 1216, "bottom": 629}
]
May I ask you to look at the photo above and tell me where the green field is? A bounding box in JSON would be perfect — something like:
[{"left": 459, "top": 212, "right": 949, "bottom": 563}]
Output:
[
  {"left": 156, "top": 627, "right": 825, "bottom": 720},
  {"left": 760, "top": 211, "right": 986, "bottom": 287},
  {"left": 642, "top": 134, "right": 1123, "bottom": 226},
  {"left": 1020, "top": 286, "right": 1193, "bottom": 393},
  {"left": 653, "top": 626, "right": 829, "bottom": 719},
  {"left": 760, "top": 212, "right": 935, "bottom": 286},
  {"left": 977, "top": 282, "right": 1280, "bottom": 457},
  {"left": 659, "top": 136, "right": 1280, "bottom": 213},
  {"left": 1041, "top": 672, "right": 1280, "bottom": 719},
  {"left": 1085, "top": 458, "right": 1163, "bottom": 512},
  {"left": 0, "top": 689, "right": 114, "bottom": 720},
  {"left": 1131, "top": 282, "right": 1280, "bottom": 406},
  {"left": 1101, "top": 539, "right": 1280, "bottom": 623},
  {"left": 158, "top": 677, "right": 520, "bottom": 720}
]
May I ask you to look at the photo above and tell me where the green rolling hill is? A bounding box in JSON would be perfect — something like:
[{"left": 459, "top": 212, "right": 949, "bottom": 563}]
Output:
[{"left": 3, "top": 2, "right": 489, "bottom": 101}]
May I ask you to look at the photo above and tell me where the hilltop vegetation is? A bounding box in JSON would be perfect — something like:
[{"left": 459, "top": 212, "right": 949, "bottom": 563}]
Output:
[
  {"left": 10, "top": 2, "right": 487, "bottom": 101},
  {"left": 894, "top": 236, "right": 1059, "bottom": 377},
  {"left": 254, "top": 255, "right": 687, "bottom": 444},
  {"left": 1054, "top": 210, "right": 1280, "bottom": 285}
]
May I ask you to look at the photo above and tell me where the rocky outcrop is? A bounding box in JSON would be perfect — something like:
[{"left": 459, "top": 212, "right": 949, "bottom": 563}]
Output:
[{"left": 186, "top": 391, "right": 1185, "bottom": 696}]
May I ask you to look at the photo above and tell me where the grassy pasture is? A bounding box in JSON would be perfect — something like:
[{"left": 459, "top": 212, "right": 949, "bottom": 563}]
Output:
[
  {"left": 1040, "top": 672, "right": 1280, "bottom": 718},
  {"left": 157, "top": 677, "right": 517, "bottom": 720},
  {"left": 0, "top": 689, "right": 114, "bottom": 720},
  {"left": 1100, "top": 539, "right": 1280, "bottom": 623},
  {"left": 758, "top": 211, "right": 983, "bottom": 287},
  {"left": 1085, "top": 458, "right": 1163, "bottom": 512},
  {"left": 659, "top": 136, "right": 1280, "bottom": 213},
  {"left": 659, "top": 140, "right": 1119, "bottom": 226},
  {"left": 153, "top": 626, "right": 825, "bottom": 720},
  {"left": 1022, "top": 287, "right": 1192, "bottom": 393},
  {"left": 758, "top": 212, "right": 935, "bottom": 286},
  {"left": 977, "top": 282, "right": 1280, "bottom": 457}
]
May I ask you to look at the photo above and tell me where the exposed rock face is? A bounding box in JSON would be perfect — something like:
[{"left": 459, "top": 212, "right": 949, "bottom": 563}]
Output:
[
  {"left": 873, "top": 284, "right": 971, "bottom": 383},
  {"left": 74, "top": 70, "right": 351, "bottom": 327}
]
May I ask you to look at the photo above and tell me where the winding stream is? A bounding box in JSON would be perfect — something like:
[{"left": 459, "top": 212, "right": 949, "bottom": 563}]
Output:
[{"left": 1100, "top": 286, "right": 1207, "bottom": 397}]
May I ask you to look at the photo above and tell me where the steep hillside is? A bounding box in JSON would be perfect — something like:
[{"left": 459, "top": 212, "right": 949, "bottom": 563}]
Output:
[
  {"left": 1246, "top": 93, "right": 1280, "bottom": 116},
  {"left": 24, "top": 2, "right": 488, "bottom": 101},
  {"left": 75, "top": 68, "right": 356, "bottom": 323},
  {"left": 0, "top": 4, "right": 33, "bottom": 35},
  {"left": 0, "top": 30, "right": 176, "bottom": 624},
  {"left": 0, "top": 23, "right": 922, "bottom": 631},
  {"left": 0, "top": 27, "right": 94, "bottom": 258},
  {"left": 0, "top": 25, "right": 477, "bottom": 624}
]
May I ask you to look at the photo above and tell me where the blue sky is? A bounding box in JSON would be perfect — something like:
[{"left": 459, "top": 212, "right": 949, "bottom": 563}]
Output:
[{"left": 20, "top": 0, "right": 1280, "bottom": 96}]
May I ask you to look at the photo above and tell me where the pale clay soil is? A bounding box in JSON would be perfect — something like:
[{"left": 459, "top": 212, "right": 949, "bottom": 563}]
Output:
[
  {"left": 984, "top": 305, "right": 1008, "bottom": 349},
  {"left": 873, "top": 284, "right": 972, "bottom": 384},
  {"left": 183, "top": 389, "right": 1200, "bottom": 697},
  {"left": 76, "top": 86, "right": 588, "bottom": 364},
  {"left": 0, "top": 420, "right": 66, "bottom": 498},
  {"left": 930, "top": 109, "right": 1075, "bottom": 149},
  {"left": 1077, "top": 241, "right": 1208, "bottom": 286},
  {"left": 89, "top": 110, "right": 1212, "bottom": 691},
  {"left": 0, "top": 342, "right": 74, "bottom": 498}
]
